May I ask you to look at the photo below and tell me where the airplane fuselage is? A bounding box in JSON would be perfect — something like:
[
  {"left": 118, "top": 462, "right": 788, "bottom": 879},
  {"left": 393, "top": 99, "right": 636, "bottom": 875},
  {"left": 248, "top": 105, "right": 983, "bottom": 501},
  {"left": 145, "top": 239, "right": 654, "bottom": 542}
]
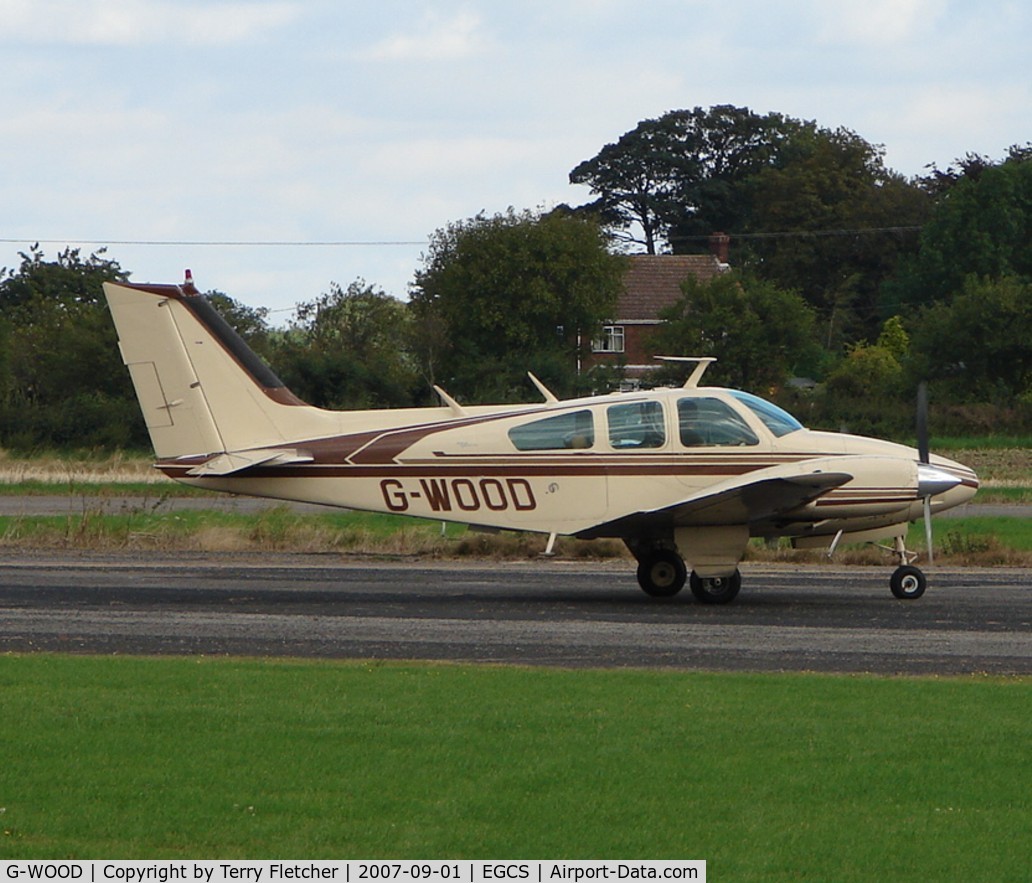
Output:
[{"left": 157, "top": 386, "right": 977, "bottom": 543}]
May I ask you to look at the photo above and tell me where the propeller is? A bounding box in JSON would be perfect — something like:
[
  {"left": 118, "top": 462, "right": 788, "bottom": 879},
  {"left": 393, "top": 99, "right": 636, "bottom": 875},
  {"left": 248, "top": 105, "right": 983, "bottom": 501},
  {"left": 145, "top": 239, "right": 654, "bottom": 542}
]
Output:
[
  {"left": 916, "top": 381, "right": 930, "bottom": 465},
  {"left": 917, "top": 381, "right": 934, "bottom": 562},
  {"left": 915, "top": 381, "right": 962, "bottom": 563}
]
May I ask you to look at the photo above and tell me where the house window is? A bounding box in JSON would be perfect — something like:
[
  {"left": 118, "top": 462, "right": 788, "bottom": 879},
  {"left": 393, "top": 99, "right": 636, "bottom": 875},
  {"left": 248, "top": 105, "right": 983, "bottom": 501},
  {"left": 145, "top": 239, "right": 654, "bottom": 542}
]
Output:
[{"left": 592, "top": 325, "right": 625, "bottom": 353}]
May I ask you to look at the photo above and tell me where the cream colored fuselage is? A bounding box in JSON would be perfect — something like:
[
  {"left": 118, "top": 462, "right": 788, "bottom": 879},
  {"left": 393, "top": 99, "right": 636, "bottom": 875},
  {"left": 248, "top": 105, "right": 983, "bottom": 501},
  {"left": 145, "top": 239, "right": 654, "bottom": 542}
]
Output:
[{"left": 161, "top": 388, "right": 977, "bottom": 542}]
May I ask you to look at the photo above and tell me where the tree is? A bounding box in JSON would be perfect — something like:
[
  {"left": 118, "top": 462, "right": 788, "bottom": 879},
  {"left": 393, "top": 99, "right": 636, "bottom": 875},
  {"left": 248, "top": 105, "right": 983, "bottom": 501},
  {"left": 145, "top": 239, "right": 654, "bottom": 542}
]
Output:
[
  {"left": 410, "top": 209, "right": 626, "bottom": 401},
  {"left": 648, "top": 271, "right": 818, "bottom": 391},
  {"left": 825, "top": 317, "right": 909, "bottom": 399},
  {"left": 742, "top": 127, "right": 929, "bottom": 345},
  {"left": 908, "top": 275, "right": 1032, "bottom": 403},
  {"left": 886, "top": 149, "right": 1032, "bottom": 311},
  {"left": 570, "top": 108, "right": 930, "bottom": 345},
  {"left": 0, "top": 247, "right": 145, "bottom": 449},
  {"left": 274, "top": 280, "right": 421, "bottom": 409},
  {"left": 570, "top": 106, "right": 795, "bottom": 253}
]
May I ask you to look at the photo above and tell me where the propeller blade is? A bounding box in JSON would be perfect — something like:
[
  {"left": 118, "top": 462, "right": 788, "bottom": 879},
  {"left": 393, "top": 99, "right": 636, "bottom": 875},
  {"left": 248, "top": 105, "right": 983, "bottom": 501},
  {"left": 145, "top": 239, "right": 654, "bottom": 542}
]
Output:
[
  {"left": 918, "top": 382, "right": 934, "bottom": 562},
  {"left": 924, "top": 495, "right": 934, "bottom": 563},
  {"left": 916, "top": 381, "right": 930, "bottom": 464}
]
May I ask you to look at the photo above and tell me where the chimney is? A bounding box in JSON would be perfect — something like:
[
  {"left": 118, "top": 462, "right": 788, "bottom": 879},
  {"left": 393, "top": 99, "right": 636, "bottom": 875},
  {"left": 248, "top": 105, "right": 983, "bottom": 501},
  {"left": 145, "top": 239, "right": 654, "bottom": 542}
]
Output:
[{"left": 708, "top": 232, "right": 730, "bottom": 265}]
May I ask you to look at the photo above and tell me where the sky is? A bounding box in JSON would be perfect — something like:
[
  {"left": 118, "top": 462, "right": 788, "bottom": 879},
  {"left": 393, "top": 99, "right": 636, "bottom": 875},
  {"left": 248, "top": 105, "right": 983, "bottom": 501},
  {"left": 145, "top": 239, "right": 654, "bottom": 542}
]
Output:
[{"left": 2, "top": 0, "right": 1029, "bottom": 321}]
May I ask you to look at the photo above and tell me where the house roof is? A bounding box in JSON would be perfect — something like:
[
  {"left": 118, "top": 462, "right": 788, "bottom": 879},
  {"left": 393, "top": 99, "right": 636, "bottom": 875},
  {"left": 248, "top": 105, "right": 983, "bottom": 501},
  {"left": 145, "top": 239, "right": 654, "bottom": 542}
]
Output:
[{"left": 615, "top": 254, "right": 726, "bottom": 321}]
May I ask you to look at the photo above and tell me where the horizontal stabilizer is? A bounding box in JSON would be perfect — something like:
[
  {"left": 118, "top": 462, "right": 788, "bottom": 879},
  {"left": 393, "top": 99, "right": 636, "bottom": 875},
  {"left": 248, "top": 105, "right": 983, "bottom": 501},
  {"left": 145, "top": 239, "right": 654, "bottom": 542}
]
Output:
[{"left": 185, "top": 449, "right": 314, "bottom": 477}]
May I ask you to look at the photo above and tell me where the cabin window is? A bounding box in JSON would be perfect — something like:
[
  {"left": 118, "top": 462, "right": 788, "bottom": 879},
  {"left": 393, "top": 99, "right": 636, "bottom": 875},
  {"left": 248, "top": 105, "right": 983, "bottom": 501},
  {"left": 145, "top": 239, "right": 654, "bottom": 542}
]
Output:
[
  {"left": 678, "top": 397, "right": 759, "bottom": 447},
  {"left": 592, "top": 325, "right": 625, "bottom": 353},
  {"left": 508, "top": 410, "right": 594, "bottom": 451},
  {"left": 607, "top": 401, "right": 666, "bottom": 448}
]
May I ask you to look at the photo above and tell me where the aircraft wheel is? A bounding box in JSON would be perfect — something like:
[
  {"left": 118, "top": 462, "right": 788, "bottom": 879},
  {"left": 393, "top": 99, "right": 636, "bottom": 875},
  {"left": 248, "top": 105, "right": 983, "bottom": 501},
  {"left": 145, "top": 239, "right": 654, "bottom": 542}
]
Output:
[
  {"left": 636, "top": 550, "right": 687, "bottom": 597},
  {"left": 890, "top": 564, "right": 926, "bottom": 599},
  {"left": 689, "top": 569, "right": 742, "bottom": 604}
]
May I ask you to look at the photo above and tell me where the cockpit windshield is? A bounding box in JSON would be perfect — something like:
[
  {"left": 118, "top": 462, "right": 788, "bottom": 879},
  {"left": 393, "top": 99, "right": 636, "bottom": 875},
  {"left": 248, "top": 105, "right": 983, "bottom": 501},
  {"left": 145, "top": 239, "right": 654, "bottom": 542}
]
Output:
[{"left": 728, "top": 390, "right": 804, "bottom": 437}]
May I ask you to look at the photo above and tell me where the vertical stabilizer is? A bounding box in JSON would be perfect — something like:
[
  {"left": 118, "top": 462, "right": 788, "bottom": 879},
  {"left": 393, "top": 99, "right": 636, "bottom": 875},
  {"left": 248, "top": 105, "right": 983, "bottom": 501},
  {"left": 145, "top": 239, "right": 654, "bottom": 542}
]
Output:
[{"left": 103, "top": 279, "right": 334, "bottom": 459}]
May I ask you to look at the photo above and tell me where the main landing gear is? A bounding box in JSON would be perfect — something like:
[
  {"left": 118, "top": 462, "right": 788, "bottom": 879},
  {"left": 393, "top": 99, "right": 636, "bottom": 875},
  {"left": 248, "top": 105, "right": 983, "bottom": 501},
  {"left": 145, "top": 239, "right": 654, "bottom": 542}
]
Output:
[{"left": 634, "top": 547, "right": 741, "bottom": 604}]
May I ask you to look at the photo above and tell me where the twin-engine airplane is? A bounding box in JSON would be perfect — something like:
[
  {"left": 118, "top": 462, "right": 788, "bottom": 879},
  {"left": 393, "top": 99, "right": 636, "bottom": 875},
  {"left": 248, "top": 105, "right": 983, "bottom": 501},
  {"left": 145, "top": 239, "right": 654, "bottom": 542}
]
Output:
[{"left": 103, "top": 274, "right": 978, "bottom": 604}]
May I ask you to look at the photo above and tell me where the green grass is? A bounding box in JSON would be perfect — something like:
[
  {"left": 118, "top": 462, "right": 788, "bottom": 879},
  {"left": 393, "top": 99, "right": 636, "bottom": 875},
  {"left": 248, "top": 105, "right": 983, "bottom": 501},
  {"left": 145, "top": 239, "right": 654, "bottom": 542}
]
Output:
[
  {"left": 0, "top": 480, "right": 204, "bottom": 497},
  {"left": 933, "top": 517, "right": 1032, "bottom": 552},
  {"left": 973, "top": 485, "right": 1032, "bottom": 504},
  {"left": 4, "top": 510, "right": 1031, "bottom": 564},
  {"left": 930, "top": 436, "right": 1032, "bottom": 450},
  {"left": 0, "top": 656, "right": 1028, "bottom": 878},
  {"left": 0, "top": 507, "right": 466, "bottom": 553}
]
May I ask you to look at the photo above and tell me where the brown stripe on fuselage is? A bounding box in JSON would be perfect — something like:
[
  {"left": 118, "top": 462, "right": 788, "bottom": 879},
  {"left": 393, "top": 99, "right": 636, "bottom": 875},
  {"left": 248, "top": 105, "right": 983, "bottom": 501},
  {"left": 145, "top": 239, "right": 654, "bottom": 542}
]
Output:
[
  {"left": 158, "top": 454, "right": 858, "bottom": 481},
  {"left": 115, "top": 280, "right": 306, "bottom": 406}
]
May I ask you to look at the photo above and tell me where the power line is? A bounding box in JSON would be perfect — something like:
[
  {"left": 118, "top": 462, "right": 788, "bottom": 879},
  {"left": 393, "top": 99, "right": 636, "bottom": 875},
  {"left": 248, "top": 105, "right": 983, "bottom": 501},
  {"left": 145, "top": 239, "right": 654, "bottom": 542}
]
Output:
[
  {"left": 0, "top": 237, "right": 427, "bottom": 248},
  {"left": 1, "top": 226, "right": 923, "bottom": 250}
]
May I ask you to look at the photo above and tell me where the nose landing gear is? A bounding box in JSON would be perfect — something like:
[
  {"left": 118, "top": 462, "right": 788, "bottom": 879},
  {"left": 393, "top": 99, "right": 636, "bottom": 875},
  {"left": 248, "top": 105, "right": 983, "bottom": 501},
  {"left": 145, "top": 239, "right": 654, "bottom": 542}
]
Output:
[{"left": 886, "top": 535, "right": 927, "bottom": 599}]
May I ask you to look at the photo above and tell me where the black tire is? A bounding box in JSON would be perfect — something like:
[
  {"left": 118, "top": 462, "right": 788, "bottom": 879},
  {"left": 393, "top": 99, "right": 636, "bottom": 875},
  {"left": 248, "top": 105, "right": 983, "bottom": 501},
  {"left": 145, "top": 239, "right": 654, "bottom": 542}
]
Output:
[
  {"left": 636, "top": 550, "right": 687, "bottom": 597},
  {"left": 689, "top": 568, "right": 742, "bottom": 604},
  {"left": 890, "top": 564, "right": 926, "bottom": 599}
]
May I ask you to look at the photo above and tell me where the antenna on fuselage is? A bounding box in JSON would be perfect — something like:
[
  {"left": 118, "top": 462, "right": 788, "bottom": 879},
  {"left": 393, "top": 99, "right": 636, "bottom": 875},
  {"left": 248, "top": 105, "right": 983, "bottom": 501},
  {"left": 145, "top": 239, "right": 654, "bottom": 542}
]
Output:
[
  {"left": 433, "top": 385, "right": 468, "bottom": 417},
  {"left": 654, "top": 356, "right": 717, "bottom": 388},
  {"left": 527, "top": 372, "right": 559, "bottom": 404}
]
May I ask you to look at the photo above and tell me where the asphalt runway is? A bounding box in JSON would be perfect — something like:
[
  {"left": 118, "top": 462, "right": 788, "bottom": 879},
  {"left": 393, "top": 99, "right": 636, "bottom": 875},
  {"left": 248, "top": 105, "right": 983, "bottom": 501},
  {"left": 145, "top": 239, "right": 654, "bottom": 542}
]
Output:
[{"left": 1, "top": 553, "right": 1029, "bottom": 675}]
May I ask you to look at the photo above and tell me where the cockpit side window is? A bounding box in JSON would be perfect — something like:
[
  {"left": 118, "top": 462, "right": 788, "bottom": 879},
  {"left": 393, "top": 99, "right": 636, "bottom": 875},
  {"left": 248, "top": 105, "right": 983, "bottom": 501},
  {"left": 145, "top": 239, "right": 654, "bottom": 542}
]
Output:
[
  {"left": 508, "top": 409, "right": 594, "bottom": 451},
  {"left": 678, "top": 397, "right": 759, "bottom": 447},
  {"left": 728, "top": 390, "right": 804, "bottom": 437},
  {"left": 607, "top": 401, "right": 666, "bottom": 449}
]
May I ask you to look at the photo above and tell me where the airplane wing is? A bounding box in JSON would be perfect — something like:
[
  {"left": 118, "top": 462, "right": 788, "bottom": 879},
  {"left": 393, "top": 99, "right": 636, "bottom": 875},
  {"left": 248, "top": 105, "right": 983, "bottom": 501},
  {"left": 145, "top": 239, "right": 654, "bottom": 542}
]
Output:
[{"left": 576, "top": 470, "right": 853, "bottom": 539}]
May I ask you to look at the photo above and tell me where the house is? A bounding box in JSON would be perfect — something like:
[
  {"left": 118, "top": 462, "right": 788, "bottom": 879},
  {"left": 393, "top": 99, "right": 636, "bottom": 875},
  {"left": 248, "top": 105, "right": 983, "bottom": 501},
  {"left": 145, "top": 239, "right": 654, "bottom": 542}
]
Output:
[{"left": 585, "top": 241, "right": 730, "bottom": 380}]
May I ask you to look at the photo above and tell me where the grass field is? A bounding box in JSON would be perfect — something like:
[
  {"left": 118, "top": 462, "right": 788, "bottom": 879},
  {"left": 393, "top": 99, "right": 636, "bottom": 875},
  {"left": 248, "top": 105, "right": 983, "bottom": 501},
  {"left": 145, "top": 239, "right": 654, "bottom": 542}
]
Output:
[
  {"left": 0, "top": 655, "right": 1029, "bottom": 878},
  {"left": 1, "top": 508, "right": 1030, "bottom": 567},
  {"left": 1, "top": 445, "right": 1029, "bottom": 873},
  {"left": 1, "top": 500, "right": 1030, "bottom": 567}
]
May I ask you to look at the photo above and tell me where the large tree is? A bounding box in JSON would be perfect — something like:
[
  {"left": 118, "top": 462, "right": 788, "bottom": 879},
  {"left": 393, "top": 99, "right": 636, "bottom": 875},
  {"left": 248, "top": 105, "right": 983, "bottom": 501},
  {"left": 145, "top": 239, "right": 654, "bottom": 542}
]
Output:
[
  {"left": 885, "top": 148, "right": 1032, "bottom": 312},
  {"left": 570, "top": 108, "right": 930, "bottom": 345},
  {"left": 907, "top": 275, "right": 1032, "bottom": 403},
  {"left": 569, "top": 105, "right": 795, "bottom": 254},
  {"left": 0, "top": 247, "right": 144, "bottom": 449},
  {"left": 274, "top": 280, "right": 421, "bottom": 410},
  {"left": 410, "top": 209, "right": 626, "bottom": 401},
  {"left": 742, "top": 126, "right": 930, "bottom": 345}
]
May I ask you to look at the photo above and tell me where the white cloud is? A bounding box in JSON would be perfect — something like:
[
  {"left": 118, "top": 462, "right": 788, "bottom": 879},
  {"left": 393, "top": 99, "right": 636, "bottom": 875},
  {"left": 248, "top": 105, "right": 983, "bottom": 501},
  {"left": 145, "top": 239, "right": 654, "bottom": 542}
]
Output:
[
  {"left": 0, "top": 0, "right": 298, "bottom": 45},
  {"left": 812, "top": 0, "right": 948, "bottom": 45},
  {"left": 360, "top": 10, "right": 492, "bottom": 61}
]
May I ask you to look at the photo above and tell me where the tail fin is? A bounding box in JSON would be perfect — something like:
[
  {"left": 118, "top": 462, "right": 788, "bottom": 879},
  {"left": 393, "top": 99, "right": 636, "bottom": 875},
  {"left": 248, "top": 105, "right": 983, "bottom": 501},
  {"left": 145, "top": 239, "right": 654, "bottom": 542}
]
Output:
[{"left": 103, "top": 277, "right": 333, "bottom": 460}]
